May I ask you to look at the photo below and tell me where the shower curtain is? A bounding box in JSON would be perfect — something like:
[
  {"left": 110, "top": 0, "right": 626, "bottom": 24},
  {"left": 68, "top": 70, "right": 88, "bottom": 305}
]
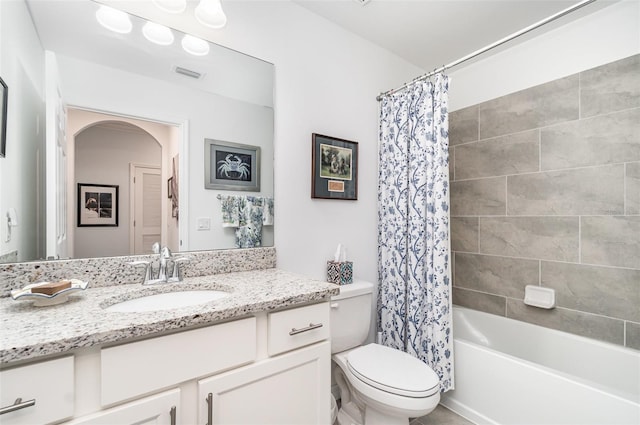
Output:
[{"left": 377, "top": 74, "right": 454, "bottom": 392}]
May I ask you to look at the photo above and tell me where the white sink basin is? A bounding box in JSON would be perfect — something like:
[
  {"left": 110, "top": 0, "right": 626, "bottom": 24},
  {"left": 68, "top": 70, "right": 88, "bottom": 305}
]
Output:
[{"left": 104, "top": 290, "right": 229, "bottom": 313}]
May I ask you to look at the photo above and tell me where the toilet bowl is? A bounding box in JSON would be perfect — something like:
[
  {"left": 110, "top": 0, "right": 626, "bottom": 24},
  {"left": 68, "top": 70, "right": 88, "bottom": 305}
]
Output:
[{"left": 330, "top": 281, "right": 441, "bottom": 425}]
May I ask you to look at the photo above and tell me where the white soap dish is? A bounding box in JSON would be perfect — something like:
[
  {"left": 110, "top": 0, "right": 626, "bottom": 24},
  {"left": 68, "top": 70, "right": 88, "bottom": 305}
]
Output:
[
  {"left": 10, "top": 279, "right": 89, "bottom": 306},
  {"left": 524, "top": 285, "right": 555, "bottom": 309}
]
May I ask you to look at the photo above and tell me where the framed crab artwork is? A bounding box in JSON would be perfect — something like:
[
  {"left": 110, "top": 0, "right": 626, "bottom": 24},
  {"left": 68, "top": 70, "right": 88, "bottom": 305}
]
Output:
[{"left": 204, "top": 139, "right": 261, "bottom": 191}]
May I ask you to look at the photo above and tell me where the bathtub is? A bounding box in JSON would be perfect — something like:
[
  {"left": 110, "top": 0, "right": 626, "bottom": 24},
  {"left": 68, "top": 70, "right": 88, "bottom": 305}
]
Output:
[{"left": 441, "top": 306, "right": 640, "bottom": 425}]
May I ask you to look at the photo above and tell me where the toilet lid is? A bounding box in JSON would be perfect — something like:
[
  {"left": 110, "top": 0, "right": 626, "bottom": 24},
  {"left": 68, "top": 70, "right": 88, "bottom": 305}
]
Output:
[{"left": 346, "top": 344, "right": 440, "bottom": 398}]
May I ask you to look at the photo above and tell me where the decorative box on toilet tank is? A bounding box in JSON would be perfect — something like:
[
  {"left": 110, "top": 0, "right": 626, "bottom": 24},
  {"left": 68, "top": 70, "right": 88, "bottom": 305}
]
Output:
[{"left": 327, "top": 261, "right": 353, "bottom": 285}]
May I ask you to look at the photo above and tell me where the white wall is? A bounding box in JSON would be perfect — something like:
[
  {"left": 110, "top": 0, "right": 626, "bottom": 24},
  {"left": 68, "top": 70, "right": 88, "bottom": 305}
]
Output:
[
  {"left": 187, "top": 1, "right": 425, "bottom": 283},
  {"left": 0, "top": 0, "right": 46, "bottom": 261},
  {"left": 448, "top": 0, "right": 640, "bottom": 111}
]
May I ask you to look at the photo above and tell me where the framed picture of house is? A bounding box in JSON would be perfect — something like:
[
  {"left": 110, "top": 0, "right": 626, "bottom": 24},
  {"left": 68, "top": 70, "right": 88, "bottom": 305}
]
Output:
[
  {"left": 0, "top": 77, "right": 8, "bottom": 158},
  {"left": 204, "top": 139, "right": 260, "bottom": 191},
  {"left": 311, "top": 133, "right": 358, "bottom": 200},
  {"left": 77, "top": 183, "right": 119, "bottom": 227}
]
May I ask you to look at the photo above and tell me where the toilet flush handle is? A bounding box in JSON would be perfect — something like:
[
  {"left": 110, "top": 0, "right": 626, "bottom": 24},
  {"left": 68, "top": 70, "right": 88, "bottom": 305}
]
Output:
[{"left": 330, "top": 302, "right": 339, "bottom": 309}]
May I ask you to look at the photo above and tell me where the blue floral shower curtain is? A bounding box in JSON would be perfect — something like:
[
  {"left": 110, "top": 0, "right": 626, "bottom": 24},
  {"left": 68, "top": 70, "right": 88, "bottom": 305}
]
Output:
[{"left": 377, "top": 74, "right": 454, "bottom": 392}]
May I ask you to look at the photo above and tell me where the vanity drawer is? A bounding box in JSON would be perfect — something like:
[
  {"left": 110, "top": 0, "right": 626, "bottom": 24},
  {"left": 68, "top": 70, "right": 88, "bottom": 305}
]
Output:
[
  {"left": 0, "top": 356, "right": 74, "bottom": 425},
  {"left": 268, "top": 302, "right": 330, "bottom": 356},
  {"left": 101, "top": 317, "right": 256, "bottom": 406}
]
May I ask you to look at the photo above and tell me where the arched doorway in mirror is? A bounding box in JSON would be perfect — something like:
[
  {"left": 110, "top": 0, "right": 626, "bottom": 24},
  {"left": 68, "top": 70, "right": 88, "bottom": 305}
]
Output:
[{"left": 67, "top": 108, "right": 180, "bottom": 258}]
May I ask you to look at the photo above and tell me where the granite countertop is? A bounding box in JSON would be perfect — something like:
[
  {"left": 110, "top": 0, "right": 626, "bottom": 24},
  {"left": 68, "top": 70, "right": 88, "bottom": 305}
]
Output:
[{"left": 0, "top": 268, "right": 339, "bottom": 365}]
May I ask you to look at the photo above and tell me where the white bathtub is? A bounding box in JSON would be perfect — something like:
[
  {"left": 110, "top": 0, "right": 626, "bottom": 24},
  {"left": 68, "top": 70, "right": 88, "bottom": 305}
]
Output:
[{"left": 441, "top": 306, "right": 640, "bottom": 425}]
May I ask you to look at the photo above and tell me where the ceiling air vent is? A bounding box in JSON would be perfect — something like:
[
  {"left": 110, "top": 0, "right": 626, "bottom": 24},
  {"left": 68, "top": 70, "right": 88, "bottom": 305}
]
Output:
[
  {"left": 173, "top": 66, "right": 204, "bottom": 79},
  {"left": 352, "top": 0, "right": 372, "bottom": 5}
]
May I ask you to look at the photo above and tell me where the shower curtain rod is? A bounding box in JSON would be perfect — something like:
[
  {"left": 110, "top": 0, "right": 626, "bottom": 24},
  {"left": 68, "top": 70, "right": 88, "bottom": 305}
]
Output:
[{"left": 376, "top": 0, "right": 597, "bottom": 101}]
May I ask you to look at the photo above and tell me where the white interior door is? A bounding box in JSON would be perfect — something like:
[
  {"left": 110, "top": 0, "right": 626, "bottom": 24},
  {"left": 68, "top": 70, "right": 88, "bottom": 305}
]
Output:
[{"left": 131, "top": 165, "right": 161, "bottom": 254}]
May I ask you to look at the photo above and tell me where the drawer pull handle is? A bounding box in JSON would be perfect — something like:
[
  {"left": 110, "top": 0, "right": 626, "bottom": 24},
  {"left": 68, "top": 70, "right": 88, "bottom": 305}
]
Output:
[
  {"left": 170, "top": 405, "right": 177, "bottom": 425},
  {"left": 289, "top": 322, "right": 323, "bottom": 336},
  {"left": 205, "top": 392, "right": 213, "bottom": 425},
  {"left": 0, "top": 398, "right": 36, "bottom": 415}
]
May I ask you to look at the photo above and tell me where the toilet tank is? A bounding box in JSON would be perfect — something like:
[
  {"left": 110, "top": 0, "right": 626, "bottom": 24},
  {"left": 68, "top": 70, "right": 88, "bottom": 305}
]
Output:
[{"left": 330, "top": 280, "right": 374, "bottom": 354}]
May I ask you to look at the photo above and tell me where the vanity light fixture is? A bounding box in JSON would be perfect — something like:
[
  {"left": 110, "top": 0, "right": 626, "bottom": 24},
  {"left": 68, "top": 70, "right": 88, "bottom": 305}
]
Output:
[
  {"left": 151, "top": 0, "right": 187, "bottom": 14},
  {"left": 95, "top": 5, "right": 132, "bottom": 34},
  {"left": 142, "top": 21, "right": 175, "bottom": 46},
  {"left": 194, "top": 0, "right": 227, "bottom": 29},
  {"left": 181, "top": 34, "right": 210, "bottom": 56}
]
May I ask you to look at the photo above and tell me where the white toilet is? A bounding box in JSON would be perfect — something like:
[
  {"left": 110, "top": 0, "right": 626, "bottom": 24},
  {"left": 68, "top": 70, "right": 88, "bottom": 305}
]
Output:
[{"left": 331, "top": 281, "right": 440, "bottom": 425}]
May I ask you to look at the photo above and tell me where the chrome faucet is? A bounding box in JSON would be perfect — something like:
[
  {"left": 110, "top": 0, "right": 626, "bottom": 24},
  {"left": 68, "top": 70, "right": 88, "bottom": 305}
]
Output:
[
  {"left": 129, "top": 243, "right": 190, "bottom": 285},
  {"left": 158, "top": 246, "right": 172, "bottom": 282}
]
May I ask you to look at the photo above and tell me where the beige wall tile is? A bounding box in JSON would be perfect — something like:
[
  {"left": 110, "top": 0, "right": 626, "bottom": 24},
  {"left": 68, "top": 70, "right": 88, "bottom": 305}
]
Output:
[
  {"left": 450, "top": 105, "right": 478, "bottom": 146},
  {"left": 451, "top": 177, "right": 506, "bottom": 216},
  {"left": 506, "top": 299, "right": 624, "bottom": 345},
  {"left": 479, "top": 75, "right": 579, "bottom": 139},
  {"left": 455, "top": 253, "right": 538, "bottom": 298},
  {"left": 453, "top": 287, "right": 505, "bottom": 316},
  {"left": 507, "top": 165, "right": 625, "bottom": 216},
  {"left": 480, "top": 217, "right": 579, "bottom": 262},
  {"left": 581, "top": 216, "right": 640, "bottom": 269},
  {"left": 451, "top": 217, "right": 479, "bottom": 252},
  {"left": 455, "top": 130, "right": 539, "bottom": 180},
  {"left": 626, "top": 162, "right": 640, "bottom": 215},
  {"left": 541, "top": 261, "right": 640, "bottom": 321},
  {"left": 580, "top": 54, "right": 640, "bottom": 118},
  {"left": 541, "top": 108, "right": 640, "bottom": 170},
  {"left": 625, "top": 321, "right": 640, "bottom": 350}
]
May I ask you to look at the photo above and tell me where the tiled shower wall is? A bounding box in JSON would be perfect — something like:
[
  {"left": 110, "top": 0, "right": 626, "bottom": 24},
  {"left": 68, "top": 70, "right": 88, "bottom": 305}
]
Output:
[{"left": 449, "top": 54, "right": 639, "bottom": 350}]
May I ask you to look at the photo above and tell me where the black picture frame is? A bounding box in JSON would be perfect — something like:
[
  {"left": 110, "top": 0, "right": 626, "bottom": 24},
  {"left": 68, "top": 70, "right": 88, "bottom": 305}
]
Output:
[
  {"left": 311, "top": 133, "right": 358, "bottom": 200},
  {"left": 0, "top": 77, "right": 7, "bottom": 158},
  {"left": 77, "top": 183, "right": 119, "bottom": 227},
  {"left": 204, "top": 139, "right": 260, "bottom": 192}
]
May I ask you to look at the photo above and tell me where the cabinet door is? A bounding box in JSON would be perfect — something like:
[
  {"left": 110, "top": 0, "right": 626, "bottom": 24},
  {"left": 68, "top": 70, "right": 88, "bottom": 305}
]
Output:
[
  {"left": 199, "top": 342, "right": 330, "bottom": 425},
  {"left": 65, "top": 389, "right": 180, "bottom": 425},
  {"left": 0, "top": 356, "right": 74, "bottom": 425}
]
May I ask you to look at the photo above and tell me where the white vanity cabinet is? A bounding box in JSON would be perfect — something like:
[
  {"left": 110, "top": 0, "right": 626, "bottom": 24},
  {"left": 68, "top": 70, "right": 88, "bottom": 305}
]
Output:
[
  {"left": 199, "top": 303, "right": 331, "bottom": 424},
  {"left": 199, "top": 342, "right": 330, "bottom": 424},
  {"left": 1, "top": 301, "right": 331, "bottom": 425}
]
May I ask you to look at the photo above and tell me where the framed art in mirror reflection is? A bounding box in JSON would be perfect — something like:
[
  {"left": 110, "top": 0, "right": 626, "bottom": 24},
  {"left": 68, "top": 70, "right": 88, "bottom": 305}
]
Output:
[
  {"left": 0, "top": 77, "right": 7, "bottom": 158},
  {"left": 77, "top": 183, "right": 119, "bottom": 227},
  {"left": 204, "top": 139, "right": 261, "bottom": 192}
]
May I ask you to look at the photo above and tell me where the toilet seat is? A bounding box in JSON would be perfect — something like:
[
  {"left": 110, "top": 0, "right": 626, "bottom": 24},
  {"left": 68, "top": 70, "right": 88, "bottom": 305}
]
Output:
[{"left": 346, "top": 344, "right": 440, "bottom": 398}]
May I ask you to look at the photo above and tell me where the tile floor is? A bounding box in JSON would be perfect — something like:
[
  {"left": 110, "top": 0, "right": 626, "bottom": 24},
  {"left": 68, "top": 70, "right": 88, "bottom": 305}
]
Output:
[{"left": 411, "top": 404, "right": 475, "bottom": 425}]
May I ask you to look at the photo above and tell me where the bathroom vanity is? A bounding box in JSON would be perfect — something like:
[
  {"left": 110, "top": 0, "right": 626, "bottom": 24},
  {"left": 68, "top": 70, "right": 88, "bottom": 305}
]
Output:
[{"left": 0, "top": 267, "right": 338, "bottom": 424}]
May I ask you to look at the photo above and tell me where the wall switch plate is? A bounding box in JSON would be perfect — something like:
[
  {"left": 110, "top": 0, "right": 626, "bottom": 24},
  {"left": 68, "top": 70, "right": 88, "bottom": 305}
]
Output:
[{"left": 196, "top": 217, "right": 211, "bottom": 231}]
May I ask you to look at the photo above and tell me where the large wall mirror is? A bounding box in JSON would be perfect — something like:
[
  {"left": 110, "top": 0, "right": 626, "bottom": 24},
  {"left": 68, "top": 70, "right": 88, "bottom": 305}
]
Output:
[{"left": 0, "top": 0, "right": 274, "bottom": 264}]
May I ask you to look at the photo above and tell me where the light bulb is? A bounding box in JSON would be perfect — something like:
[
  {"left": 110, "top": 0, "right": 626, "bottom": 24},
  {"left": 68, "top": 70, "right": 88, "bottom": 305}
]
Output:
[
  {"left": 152, "top": 0, "right": 187, "bottom": 14},
  {"left": 181, "top": 34, "right": 210, "bottom": 56},
  {"left": 96, "top": 5, "right": 132, "bottom": 34},
  {"left": 142, "top": 21, "right": 174, "bottom": 46},
  {"left": 194, "top": 0, "right": 227, "bottom": 29}
]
